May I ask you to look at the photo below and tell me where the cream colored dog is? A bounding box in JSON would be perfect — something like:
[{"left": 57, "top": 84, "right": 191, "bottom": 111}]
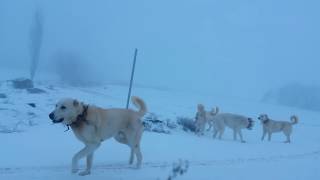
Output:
[
  {"left": 206, "top": 107, "right": 219, "bottom": 131},
  {"left": 258, "top": 114, "right": 298, "bottom": 143},
  {"left": 194, "top": 104, "right": 219, "bottom": 135},
  {"left": 210, "top": 113, "right": 254, "bottom": 143},
  {"left": 49, "top": 96, "right": 147, "bottom": 176},
  {"left": 195, "top": 104, "right": 206, "bottom": 135}
]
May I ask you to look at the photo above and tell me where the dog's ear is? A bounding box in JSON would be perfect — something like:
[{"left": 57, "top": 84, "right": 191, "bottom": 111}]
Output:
[
  {"left": 198, "top": 104, "right": 205, "bottom": 111},
  {"left": 73, "top": 100, "right": 79, "bottom": 107}
]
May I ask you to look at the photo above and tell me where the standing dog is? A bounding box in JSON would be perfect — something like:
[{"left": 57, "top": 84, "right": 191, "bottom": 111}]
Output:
[
  {"left": 210, "top": 113, "right": 254, "bottom": 143},
  {"left": 258, "top": 114, "right": 298, "bottom": 143},
  {"left": 49, "top": 96, "right": 147, "bottom": 176},
  {"left": 195, "top": 104, "right": 219, "bottom": 135},
  {"left": 195, "top": 104, "right": 206, "bottom": 135},
  {"left": 206, "top": 107, "right": 219, "bottom": 131}
]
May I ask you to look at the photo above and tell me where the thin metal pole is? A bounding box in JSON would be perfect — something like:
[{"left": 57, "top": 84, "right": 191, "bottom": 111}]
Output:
[{"left": 126, "top": 48, "right": 138, "bottom": 109}]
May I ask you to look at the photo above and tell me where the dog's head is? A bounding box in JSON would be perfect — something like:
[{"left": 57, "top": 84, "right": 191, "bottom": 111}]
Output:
[
  {"left": 197, "top": 104, "right": 205, "bottom": 112},
  {"left": 49, "top": 98, "right": 83, "bottom": 125},
  {"left": 258, "top": 114, "right": 269, "bottom": 123}
]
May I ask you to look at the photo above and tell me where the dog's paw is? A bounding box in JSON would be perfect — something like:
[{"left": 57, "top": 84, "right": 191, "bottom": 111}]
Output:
[
  {"left": 71, "top": 168, "right": 79, "bottom": 174},
  {"left": 79, "top": 170, "right": 91, "bottom": 176},
  {"left": 241, "top": 140, "right": 246, "bottom": 143}
]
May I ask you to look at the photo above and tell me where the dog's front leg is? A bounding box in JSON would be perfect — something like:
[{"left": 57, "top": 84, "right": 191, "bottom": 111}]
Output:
[
  {"left": 78, "top": 153, "right": 94, "bottom": 176},
  {"left": 72, "top": 143, "right": 100, "bottom": 175},
  {"left": 233, "top": 129, "right": 237, "bottom": 141},
  {"left": 261, "top": 130, "right": 266, "bottom": 141}
]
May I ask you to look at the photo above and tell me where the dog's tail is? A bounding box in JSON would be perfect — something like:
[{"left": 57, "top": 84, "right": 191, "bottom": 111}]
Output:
[
  {"left": 210, "top": 106, "right": 219, "bottom": 116},
  {"left": 131, "top": 96, "right": 147, "bottom": 116},
  {"left": 247, "top": 118, "right": 254, "bottom": 130},
  {"left": 290, "top": 115, "right": 299, "bottom": 125}
]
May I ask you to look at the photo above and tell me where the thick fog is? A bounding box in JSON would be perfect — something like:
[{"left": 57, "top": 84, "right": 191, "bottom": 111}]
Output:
[{"left": 1, "top": 0, "right": 320, "bottom": 101}]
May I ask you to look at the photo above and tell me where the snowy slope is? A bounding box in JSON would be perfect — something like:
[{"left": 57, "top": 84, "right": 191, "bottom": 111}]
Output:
[{"left": 0, "top": 81, "right": 320, "bottom": 180}]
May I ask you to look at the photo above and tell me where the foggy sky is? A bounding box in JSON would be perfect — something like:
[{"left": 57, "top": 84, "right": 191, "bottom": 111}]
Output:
[{"left": 0, "top": 0, "right": 319, "bottom": 100}]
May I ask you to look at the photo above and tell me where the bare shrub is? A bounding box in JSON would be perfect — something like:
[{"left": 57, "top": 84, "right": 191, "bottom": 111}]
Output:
[{"left": 176, "top": 117, "right": 197, "bottom": 132}]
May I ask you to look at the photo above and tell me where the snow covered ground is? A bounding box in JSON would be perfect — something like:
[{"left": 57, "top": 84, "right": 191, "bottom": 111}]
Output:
[{"left": 0, "top": 81, "right": 320, "bottom": 180}]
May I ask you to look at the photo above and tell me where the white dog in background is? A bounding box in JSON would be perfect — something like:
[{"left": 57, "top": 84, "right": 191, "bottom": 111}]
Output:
[
  {"left": 258, "top": 114, "right": 298, "bottom": 143},
  {"left": 206, "top": 107, "right": 219, "bottom": 131},
  {"left": 209, "top": 113, "right": 254, "bottom": 143},
  {"left": 195, "top": 104, "right": 219, "bottom": 135},
  {"left": 49, "top": 96, "right": 147, "bottom": 176}
]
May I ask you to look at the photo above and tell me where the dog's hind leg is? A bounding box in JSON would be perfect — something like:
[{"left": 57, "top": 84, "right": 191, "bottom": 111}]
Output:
[
  {"left": 128, "top": 139, "right": 142, "bottom": 168},
  {"left": 72, "top": 143, "right": 100, "bottom": 175},
  {"left": 284, "top": 132, "right": 291, "bottom": 143},
  {"left": 283, "top": 127, "right": 292, "bottom": 143},
  {"left": 268, "top": 132, "right": 272, "bottom": 141},
  {"left": 129, "top": 149, "right": 135, "bottom": 165},
  {"left": 128, "top": 126, "right": 143, "bottom": 168},
  {"left": 238, "top": 130, "right": 245, "bottom": 143},
  {"left": 114, "top": 131, "right": 135, "bottom": 164},
  {"left": 134, "top": 127, "right": 144, "bottom": 168},
  {"left": 133, "top": 144, "right": 143, "bottom": 168}
]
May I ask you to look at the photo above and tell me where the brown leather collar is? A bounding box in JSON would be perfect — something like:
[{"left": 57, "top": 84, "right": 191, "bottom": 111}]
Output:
[{"left": 263, "top": 118, "right": 270, "bottom": 124}]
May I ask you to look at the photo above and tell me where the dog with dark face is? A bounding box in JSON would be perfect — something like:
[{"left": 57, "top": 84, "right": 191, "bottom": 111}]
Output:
[
  {"left": 211, "top": 113, "right": 254, "bottom": 143},
  {"left": 258, "top": 114, "right": 298, "bottom": 143},
  {"left": 49, "top": 96, "right": 147, "bottom": 176}
]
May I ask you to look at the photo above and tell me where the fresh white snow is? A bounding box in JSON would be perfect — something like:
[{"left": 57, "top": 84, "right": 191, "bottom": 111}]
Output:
[{"left": 0, "top": 81, "right": 320, "bottom": 180}]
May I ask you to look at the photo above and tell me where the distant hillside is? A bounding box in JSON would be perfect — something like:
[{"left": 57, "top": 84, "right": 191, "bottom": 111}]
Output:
[{"left": 262, "top": 83, "right": 320, "bottom": 112}]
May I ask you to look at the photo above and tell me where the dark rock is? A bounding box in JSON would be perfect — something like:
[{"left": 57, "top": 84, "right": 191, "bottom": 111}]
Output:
[
  {"left": 0, "top": 93, "right": 7, "bottom": 98},
  {"left": 27, "top": 103, "right": 36, "bottom": 108},
  {"left": 11, "top": 78, "right": 34, "bottom": 89},
  {"left": 26, "top": 88, "right": 46, "bottom": 94}
]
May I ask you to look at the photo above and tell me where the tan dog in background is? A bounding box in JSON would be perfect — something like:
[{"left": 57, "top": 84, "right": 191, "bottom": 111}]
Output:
[
  {"left": 211, "top": 113, "right": 254, "bottom": 143},
  {"left": 49, "top": 96, "right": 147, "bottom": 176},
  {"left": 206, "top": 107, "right": 219, "bottom": 131},
  {"left": 195, "top": 104, "right": 219, "bottom": 135},
  {"left": 258, "top": 114, "right": 298, "bottom": 143},
  {"left": 195, "top": 104, "right": 206, "bottom": 135}
]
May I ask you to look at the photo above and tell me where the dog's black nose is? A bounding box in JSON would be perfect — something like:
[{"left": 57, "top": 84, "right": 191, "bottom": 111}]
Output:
[{"left": 49, "top": 112, "right": 55, "bottom": 120}]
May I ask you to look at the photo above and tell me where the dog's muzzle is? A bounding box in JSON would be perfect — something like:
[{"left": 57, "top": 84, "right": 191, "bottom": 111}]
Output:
[{"left": 49, "top": 112, "right": 64, "bottom": 123}]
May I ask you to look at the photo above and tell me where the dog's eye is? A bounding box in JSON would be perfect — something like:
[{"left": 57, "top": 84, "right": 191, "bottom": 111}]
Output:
[{"left": 61, "top": 106, "right": 66, "bottom": 110}]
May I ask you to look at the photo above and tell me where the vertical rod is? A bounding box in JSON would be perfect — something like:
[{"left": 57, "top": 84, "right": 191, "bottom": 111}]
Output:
[{"left": 126, "top": 48, "right": 138, "bottom": 109}]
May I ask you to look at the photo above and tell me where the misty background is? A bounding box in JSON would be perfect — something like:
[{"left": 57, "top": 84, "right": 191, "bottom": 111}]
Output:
[{"left": 0, "top": 0, "right": 319, "bottom": 107}]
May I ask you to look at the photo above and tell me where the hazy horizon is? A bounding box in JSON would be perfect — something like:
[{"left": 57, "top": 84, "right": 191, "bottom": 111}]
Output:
[{"left": 1, "top": 0, "right": 319, "bottom": 100}]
